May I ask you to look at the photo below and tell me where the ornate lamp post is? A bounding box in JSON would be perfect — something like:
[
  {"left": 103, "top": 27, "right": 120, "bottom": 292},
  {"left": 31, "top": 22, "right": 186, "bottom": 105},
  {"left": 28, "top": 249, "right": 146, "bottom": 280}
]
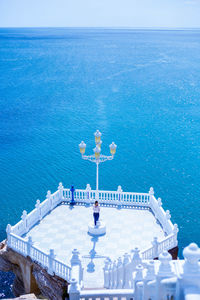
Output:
[{"left": 79, "top": 130, "right": 117, "bottom": 200}]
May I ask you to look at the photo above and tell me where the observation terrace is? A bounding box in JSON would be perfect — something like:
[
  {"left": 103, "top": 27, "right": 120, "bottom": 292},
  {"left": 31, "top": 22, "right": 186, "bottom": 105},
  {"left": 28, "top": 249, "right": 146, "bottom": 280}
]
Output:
[{"left": 6, "top": 183, "right": 178, "bottom": 290}]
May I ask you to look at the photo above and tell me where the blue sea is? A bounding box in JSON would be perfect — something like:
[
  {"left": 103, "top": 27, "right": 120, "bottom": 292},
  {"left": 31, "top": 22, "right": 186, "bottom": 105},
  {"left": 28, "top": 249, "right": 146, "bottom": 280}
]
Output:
[{"left": 0, "top": 28, "right": 200, "bottom": 298}]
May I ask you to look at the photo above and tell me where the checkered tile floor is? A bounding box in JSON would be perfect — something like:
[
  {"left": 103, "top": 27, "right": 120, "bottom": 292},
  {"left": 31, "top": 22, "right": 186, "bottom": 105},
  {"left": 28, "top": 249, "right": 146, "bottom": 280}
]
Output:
[{"left": 23, "top": 204, "right": 165, "bottom": 288}]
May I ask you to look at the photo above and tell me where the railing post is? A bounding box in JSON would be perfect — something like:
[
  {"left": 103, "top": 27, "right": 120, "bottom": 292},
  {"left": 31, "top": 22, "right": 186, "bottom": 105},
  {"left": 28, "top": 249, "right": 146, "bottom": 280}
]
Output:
[
  {"left": 156, "top": 251, "right": 174, "bottom": 300},
  {"left": 117, "top": 186, "right": 123, "bottom": 206},
  {"left": 27, "top": 236, "right": 33, "bottom": 257},
  {"left": 21, "top": 210, "right": 28, "bottom": 234},
  {"left": 183, "top": 243, "right": 200, "bottom": 275},
  {"left": 69, "top": 279, "right": 80, "bottom": 300},
  {"left": 35, "top": 199, "right": 41, "bottom": 221},
  {"left": 152, "top": 237, "right": 159, "bottom": 258},
  {"left": 117, "top": 257, "right": 123, "bottom": 289},
  {"left": 134, "top": 264, "right": 144, "bottom": 298},
  {"left": 71, "top": 249, "right": 83, "bottom": 284},
  {"left": 6, "top": 224, "right": 12, "bottom": 247},
  {"left": 85, "top": 184, "right": 91, "bottom": 205},
  {"left": 48, "top": 249, "right": 55, "bottom": 275},
  {"left": 58, "top": 182, "right": 64, "bottom": 201}
]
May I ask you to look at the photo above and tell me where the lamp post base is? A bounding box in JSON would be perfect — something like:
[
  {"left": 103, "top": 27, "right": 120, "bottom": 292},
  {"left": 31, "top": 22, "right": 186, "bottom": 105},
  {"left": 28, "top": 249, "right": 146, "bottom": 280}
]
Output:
[{"left": 88, "top": 221, "right": 106, "bottom": 236}]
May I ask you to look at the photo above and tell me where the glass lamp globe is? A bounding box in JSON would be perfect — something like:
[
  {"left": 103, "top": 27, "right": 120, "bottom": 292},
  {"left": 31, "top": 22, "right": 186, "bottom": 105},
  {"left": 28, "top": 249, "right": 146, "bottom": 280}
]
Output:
[
  {"left": 79, "top": 141, "right": 86, "bottom": 155},
  {"left": 94, "top": 130, "right": 102, "bottom": 144},
  {"left": 93, "top": 146, "right": 101, "bottom": 159},
  {"left": 109, "top": 142, "right": 117, "bottom": 155}
]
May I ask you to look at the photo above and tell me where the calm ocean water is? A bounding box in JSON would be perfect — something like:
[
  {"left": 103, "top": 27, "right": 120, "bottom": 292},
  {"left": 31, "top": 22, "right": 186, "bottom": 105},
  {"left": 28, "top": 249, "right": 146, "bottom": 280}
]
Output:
[{"left": 0, "top": 28, "right": 200, "bottom": 297}]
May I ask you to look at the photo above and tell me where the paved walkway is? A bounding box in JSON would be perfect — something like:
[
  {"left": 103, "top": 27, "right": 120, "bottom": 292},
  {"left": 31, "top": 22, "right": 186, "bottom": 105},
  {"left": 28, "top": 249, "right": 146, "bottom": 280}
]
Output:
[{"left": 23, "top": 204, "right": 165, "bottom": 288}]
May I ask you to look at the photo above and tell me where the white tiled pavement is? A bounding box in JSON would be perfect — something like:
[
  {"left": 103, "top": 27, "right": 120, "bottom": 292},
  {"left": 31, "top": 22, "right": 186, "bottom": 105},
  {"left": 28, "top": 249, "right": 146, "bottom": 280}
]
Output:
[{"left": 23, "top": 204, "right": 165, "bottom": 288}]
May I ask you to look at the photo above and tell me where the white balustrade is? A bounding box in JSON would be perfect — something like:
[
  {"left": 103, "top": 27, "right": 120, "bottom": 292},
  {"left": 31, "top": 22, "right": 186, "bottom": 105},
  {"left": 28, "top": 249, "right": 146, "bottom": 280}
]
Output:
[
  {"left": 6, "top": 232, "right": 71, "bottom": 282},
  {"left": 6, "top": 184, "right": 179, "bottom": 294}
]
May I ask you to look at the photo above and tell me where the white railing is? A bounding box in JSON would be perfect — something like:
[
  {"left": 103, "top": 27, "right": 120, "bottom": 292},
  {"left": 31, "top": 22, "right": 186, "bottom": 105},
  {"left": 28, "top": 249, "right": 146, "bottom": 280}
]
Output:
[
  {"left": 6, "top": 183, "right": 178, "bottom": 290},
  {"left": 7, "top": 232, "right": 71, "bottom": 281},
  {"left": 69, "top": 243, "right": 200, "bottom": 300},
  {"left": 63, "top": 187, "right": 150, "bottom": 207},
  {"left": 104, "top": 229, "right": 178, "bottom": 290}
]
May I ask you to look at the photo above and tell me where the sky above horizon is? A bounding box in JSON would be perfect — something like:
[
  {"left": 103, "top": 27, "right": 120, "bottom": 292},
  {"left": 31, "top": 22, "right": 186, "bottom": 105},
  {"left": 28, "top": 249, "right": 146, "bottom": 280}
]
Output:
[{"left": 0, "top": 0, "right": 200, "bottom": 28}]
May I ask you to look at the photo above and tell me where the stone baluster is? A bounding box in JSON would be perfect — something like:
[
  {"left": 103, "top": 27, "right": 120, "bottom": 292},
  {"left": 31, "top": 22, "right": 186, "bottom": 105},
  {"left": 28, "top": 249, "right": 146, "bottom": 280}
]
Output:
[
  {"left": 123, "top": 253, "right": 131, "bottom": 288},
  {"left": 48, "top": 249, "right": 56, "bottom": 275},
  {"left": 6, "top": 224, "right": 12, "bottom": 247},
  {"left": 21, "top": 210, "right": 28, "bottom": 234},
  {"left": 103, "top": 259, "right": 110, "bottom": 288},
  {"left": 116, "top": 257, "right": 123, "bottom": 289},
  {"left": 110, "top": 262, "right": 115, "bottom": 288},
  {"left": 85, "top": 184, "right": 91, "bottom": 205},
  {"left": 46, "top": 190, "right": 53, "bottom": 210},
  {"left": 117, "top": 185, "right": 123, "bottom": 206},
  {"left": 58, "top": 182, "right": 64, "bottom": 202},
  {"left": 27, "top": 236, "right": 33, "bottom": 257},
  {"left": 152, "top": 237, "right": 159, "bottom": 258},
  {"left": 131, "top": 247, "right": 142, "bottom": 271},
  {"left": 134, "top": 264, "right": 144, "bottom": 299},
  {"left": 35, "top": 199, "right": 42, "bottom": 222},
  {"left": 113, "top": 260, "right": 117, "bottom": 288},
  {"left": 156, "top": 251, "right": 174, "bottom": 300},
  {"left": 108, "top": 261, "right": 112, "bottom": 288},
  {"left": 69, "top": 278, "right": 80, "bottom": 300},
  {"left": 71, "top": 249, "right": 83, "bottom": 283}
]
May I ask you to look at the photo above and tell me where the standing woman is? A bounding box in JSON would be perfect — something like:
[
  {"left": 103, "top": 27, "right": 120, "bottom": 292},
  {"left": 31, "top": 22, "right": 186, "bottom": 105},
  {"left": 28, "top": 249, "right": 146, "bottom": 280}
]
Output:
[{"left": 93, "top": 201, "right": 100, "bottom": 226}]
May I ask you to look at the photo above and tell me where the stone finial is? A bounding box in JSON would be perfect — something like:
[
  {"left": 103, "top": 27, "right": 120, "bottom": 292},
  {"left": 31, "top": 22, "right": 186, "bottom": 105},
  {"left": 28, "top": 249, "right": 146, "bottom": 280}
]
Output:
[
  {"left": 71, "top": 249, "right": 81, "bottom": 266},
  {"left": 6, "top": 224, "right": 12, "bottom": 234},
  {"left": 173, "top": 224, "right": 179, "bottom": 234},
  {"left": 86, "top": 184, "right": 91, "bottom": 191},
  {"left": 117, "top": 186, "right": 123, "bottom": 193},
  {"left": 166, "top": 210, "right": 171, "bottom": 220},
  {"left": 58, "top": 182, "right": 63, "bottom": 189},
  {"left": 21, "top": 210, "right": 27, "bottom": 221},
  {"left": 158, "top": 197, "right": 162, "bottom": 206},
  {"left": 46, "top": 190, "right": 51, "bottom": 199},
  {"left": 183, "top": 243, "right": 200, "bottom": 274},
  {"left": 35, "top": 199, "right": 40, "bottom": 209},
  {"left": 158, "top": 251, "right": 173, "bottom": 276},
  {"left": 149, "top": 187, "right": 154, "bottom": 196}
]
